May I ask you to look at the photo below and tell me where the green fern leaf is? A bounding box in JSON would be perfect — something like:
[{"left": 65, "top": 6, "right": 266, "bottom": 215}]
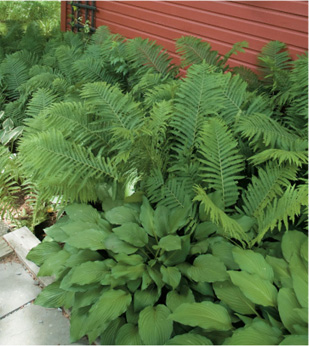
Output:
[
  {"left": 26, "top": 88, "right": 59, "bottom": 118},
  {"left": 242, "top": 163, "right": 298, "bottom": 219},
  {"left": 198, "top": 118, "right": 244, "bottom": 210}
]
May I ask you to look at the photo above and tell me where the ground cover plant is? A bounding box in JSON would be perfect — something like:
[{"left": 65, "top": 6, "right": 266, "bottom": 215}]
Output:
[{"left": 0, "top": 24, "right": 307, "bottom": 344}]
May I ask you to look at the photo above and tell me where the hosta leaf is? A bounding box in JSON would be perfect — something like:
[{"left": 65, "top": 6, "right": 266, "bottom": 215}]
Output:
[
  {"left": 228, "top": 271, "right": 277, "bottom": 307},
  {"left": 211, "top": 240, "right": 239, "bottom": 270},
  {"left": 37, "top": 250, "right": 70, "bottom": 279},
  {"left": 68, "top": 261, "right": 113, "bottom": 285},
  {"left": 26, "top": 241, "right": 61, "bottom": 266},
  {"left": 65, "top": 203, "right": 102, "bottom": 223},
  {"left": 170, "top": 301, "right": 232, "bottom": 331},
  {"left": 154, "top": 205, "right": 169, "bottom": 238},
  {"left": 74, "top": 287, "right": 103, "bottom": 309},
  {"left": 223, "top": 318, "right": 282, "bottom": 345},
  {"left": 166, "top": 287, "right": 195, "bottom": 312},
  {"left": 116, "top": 323, "right": 143, "bottom": 345},
  {"left": 112, "top": 263, "right": 145, "bottom": 280},
  {"left": 190, "top": 239, "right": 210, "bottom": 255},
  {"left": 188, "top": 254, "right": 228, "bottom": 283},
  {"left": 114, "top": 253, "right": 144, "bottom": 266},
  {"left": 232, "top": 247, "right": 274, "bottom": 281},
  {"left": 88, "top": 289, "right": 132, "bottom": 331},
  {"left": 281, "top": 230, "right": 307, "bottom": 263},
  {"left": 138, "top": 304, "right": 173, "bottom": 345},
  {"left": 100, "top": 317, "right": 125, "bottom": 345},
  {"left": 300, "top": 239, "right": 308, "bottom": 262},
  {"left": 156, "top": 235, "right": 182, "bottom": 251},
  {"left": 280, "top": 335, "right": 308, "bottom": 345},
  {"left": 134, "top": 286, "right": 160, "bottom": 312},
  {"left": 140, "top": 196, "right": 155, "bottom": 237},
  {"left": 265, "top": 255, "right": 290, "bottom": 287},
  {"left": 65, "top": 249, "right": 102, "bottom": 267},
  {"left": 289, "top": 254, "right": 308, "bottom": 308},
  {"left": 65, "top": 229, "right": 106, "bottom": 250},
  {"left": 166, "top": 333, "right": 213, "bottom": 345},
  {"left": 45, "top": 226, "right": 68, "bottom": 242},
  {"left": 213, "top": 280, "right": 256, "bottom": 315},
  {"left": 160, "top": 266, "right": 181, "bottom": 289},
  {"left": 113, "top": 222, "right": 148, "bottom": 247},
  {"left": 105, "top": 205, "right": 139, "bottom": 225},
  {"left": 162, "top": 235, "right": 191, "bottom": 266},
  {"left": 278, "top": 287, "right": 305, "bottom": 333},
  {"left": 147, "top": 266, "right": 164, "bottom": 289},
  {"left": 70, "top": 306, "right": 90, "bottom": 342},
  {"left": 104, "top": 233, "right": 138, "bottom": 254},
  {"left": 294, "top": 308, "right": 308, "bottom": 324},
  {"left": 34, "top": 281, "right": 74, "bottom": 308}
]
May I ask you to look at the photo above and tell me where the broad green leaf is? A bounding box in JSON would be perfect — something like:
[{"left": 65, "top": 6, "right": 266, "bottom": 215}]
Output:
[
  {"left": 265, "top": 255, "right": 290, "bottom": 287},
  {"left": 228, "top": 271, "right": 277, "bottom": 307},
  {"left": 166, "top": 333, "right": 213, "bottom": 345},
  {"left": 61, "top": 221, "right": 101, "bottom": 235},
  {"left": 154, "top": 205, "right": 169, "bottom": 237},
  {"left": 60, "top": 268, "right": 102, "bottom": 291},
  {"left": 126, "top": 304, "right": 139, "bottom": 324},
  {"left": 112, "top": 263, "right": 145, "bottom": 280},
  {"left": 300, "top": 239, "right": 308, "bottom": 262},
  {"left": 138, "top": 304, "right": 173, "bottom": 345},
  {"left": 162, "top": 235, "right": 191, "bottom": 266},
  {"left": 147, "top": 266, "right": 164, "bottom": 289},
  {"left": 114, "top": 253, "right": 144, "bottom": 266},
  {"left": 26, "top": 241, "right": 61, "bottom": 266},
  {"left": 160, "top": 266, "right": 181, "bottom": 289},
  {"left": 188, "top": 254, "right": 228, "bottom": 283},
  {"left": 34, "top": 281, "right": 74, "bottom": 308},
  {"left": 115, "top": 323, "right": 143, "bottom": 345},
  {"left": 213, "top": 280, "right": 256, "bottom": 315},
  {"left": 134, "top": 286, "right": 160, "bottom": 312},
  {"left": 166, "top": 288, "right": 195, "bottom": 312},
  {"left": 294, "top": 308, "right": 308, "bottom": 324},
  {"left": 65, "top": 229, "right": 106, "bottom": 250},
  {"left": 113, "top": 222, "right": 148, "bottom": 247},
  {"left": 45, "top": 226, "right": 68, "bottom": 242},
  {"left": 104, "top": 233, "right": 138, "bottom": 254},
  {"left": 190, "top": 281, "right": 214, "bottom": 297},
  {"left": 140, "top": 196, "right": 155, "bottom": 237},
  {"left": 211, "top": 240, "right": 239, "bottom": 270},
  {"left": 65, "top": 249, "right": 102, "bottom": 267},
  {"left": 70, "top": 306, "right": 90, "bottom": 342},
  {"left": 88, "top": 289, "right": 132, "bottom": 332},
  {"left": 277, "top": 287, "right": 304, "bottom": 333},
  {"left": 74, "top": 287, "right": 103, "bottom": 309},
  {"left": 281, "top": 230, "right": 307, "bottom": 263},
  {"left": 289, "top": 254, "right": 308, "bottom": 308},
  {"left": 190, "top": 239, "right": 210, "bottom": 255},
  {"left": 65, "top": 203, "right": 101, "bottom": 223},
  {"left": 37, "top": 250, "right": 70, "bottom": 279},
  {"left": 232, "top": 247, "right": 274, "bottom": 281},
  {"left": 223, "top": 318, "right": 282, "bottom": 345},
  {"left": 194, "top": 221, "right": 218, "bottom": 240},
  {"left": 279, "top": 335, "right": 308, "bottom": 345},
  {"left": 170, "top": 301, "right": 232, "bottom": 331},
  {"left": 155, "top": 235, "right": 182, "bottom": 252},
  {"left": 100, "top": 317, "right": 125, "bottom": 345},
  {"left": 105, "top": 205, "right": 139, "bottom": 225},
  {"left": 141, "top": 271, "right": 152, "bottom": 290},
  {"left": 127, "top": 279, "right": 142, "bottom": 293},
  {"left": 168, "top": 205, "right": 191, "bottom": 234},
  {"left": 69, "top": 261, "right": 112, "bottom": 285}
]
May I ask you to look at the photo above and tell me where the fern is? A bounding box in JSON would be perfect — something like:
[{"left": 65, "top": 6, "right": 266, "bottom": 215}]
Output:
[
  {"left": 241, "top": 163, "right": 298, "bottom": 219},
  {"left": 252, "top": 184, "right": 308, "bottom": 245},
  {"left": 194, "top": 186, "right": 248, "bottom": 244},
  {"left": 26, "top": 88, "right": 59, "bottom": 118},
  {"left": 198, "top": 118, "right": 244, "bottom": 210}
]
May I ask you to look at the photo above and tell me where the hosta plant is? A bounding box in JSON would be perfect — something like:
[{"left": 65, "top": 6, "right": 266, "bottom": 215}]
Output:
[{"left": 27, "top": 198, "right": 308, "bottom": 345}]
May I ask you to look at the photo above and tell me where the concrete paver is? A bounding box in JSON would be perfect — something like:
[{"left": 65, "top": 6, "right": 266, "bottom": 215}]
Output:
[
  {"left": 0, "top": 303, "right": 88, "bottom": 345},
  {"left": 0, "top": 261, "right": 41, "bottom": 318},
  {"left": 0, "top": 238, "right": 13, "bottom": 260},
  {"left": 0, "top": 221, "right": 9, "bottom": 237}
]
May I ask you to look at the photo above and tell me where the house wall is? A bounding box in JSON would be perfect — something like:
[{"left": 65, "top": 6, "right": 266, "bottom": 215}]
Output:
[{"left": 61, "top": 1, "right": 308, "bottom": 70}]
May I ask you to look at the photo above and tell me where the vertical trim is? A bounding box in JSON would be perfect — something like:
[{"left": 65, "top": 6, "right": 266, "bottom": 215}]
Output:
[{"left": 60, "top": 1, "right": 67, "bottom": 32}]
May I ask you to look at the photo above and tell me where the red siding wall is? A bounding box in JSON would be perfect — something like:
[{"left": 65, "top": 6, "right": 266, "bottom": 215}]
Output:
[{"left": 61, "top": 1, "right": 308, "bottom": 70}]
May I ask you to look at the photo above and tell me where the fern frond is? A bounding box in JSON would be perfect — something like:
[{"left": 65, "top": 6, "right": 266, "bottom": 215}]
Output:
[
  {"left": 18, "top": 72, "right": 59, "bottom": 97},
  {"left": 144, "top": 79, "right": 179, "bottom": 109},
  {"left": 26, "top": 88, "right": 59, "bottom": 118},
  {"left": 258, "top": 40, "right": 292, "bottom": 90},
  {"left": 236, "top": 113, "right": 304, "bottom": 151},
  {"left": 252, "top": 184, "right": 308, "bottom": 245},
  {"left": 198, "top": 118, "right": 244, "bottom": 210},
  {"left": 241, "top": 163, "right": 298, "bottom": 219},
  {"left": 194, "top": 186, "right": 248, "bottom": 244},
  {"left": 232, "top": 66, "right": 261, "bottom": 92},
  {"left": 126, "top": 37, "right": 177, "bottom": 78},
  {"left": 176, "top": 36, "right": 223, "bottom": 69},
  {"left": 171, "top": 62, "right": 224, "bottom": 160},
  {"left": 55, "top": 45, "right": 83, "bottom": 83},
  {"left": 19, "top": 130, "right": 119, "bottom": 203},
  {"left": 249, "top": 147, "right": 308, "bottom": 167},
  {"left": 222, "top": 41, "right": 248, "bottom": 66}
]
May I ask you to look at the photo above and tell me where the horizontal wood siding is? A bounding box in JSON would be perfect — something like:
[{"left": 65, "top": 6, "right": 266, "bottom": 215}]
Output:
[{"left": 61, "top": 1, "right": 308, "bottom": 70}]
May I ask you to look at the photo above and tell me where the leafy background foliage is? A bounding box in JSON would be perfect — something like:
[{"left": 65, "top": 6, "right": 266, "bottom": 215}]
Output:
[{"left": 0, "top": 22, "right": 307, "bottom": 345}]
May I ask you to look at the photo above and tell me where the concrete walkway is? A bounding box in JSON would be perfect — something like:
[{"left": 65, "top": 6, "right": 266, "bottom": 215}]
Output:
[{"left": 0, "top": 225, "right": 89, "bottom": 345}]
